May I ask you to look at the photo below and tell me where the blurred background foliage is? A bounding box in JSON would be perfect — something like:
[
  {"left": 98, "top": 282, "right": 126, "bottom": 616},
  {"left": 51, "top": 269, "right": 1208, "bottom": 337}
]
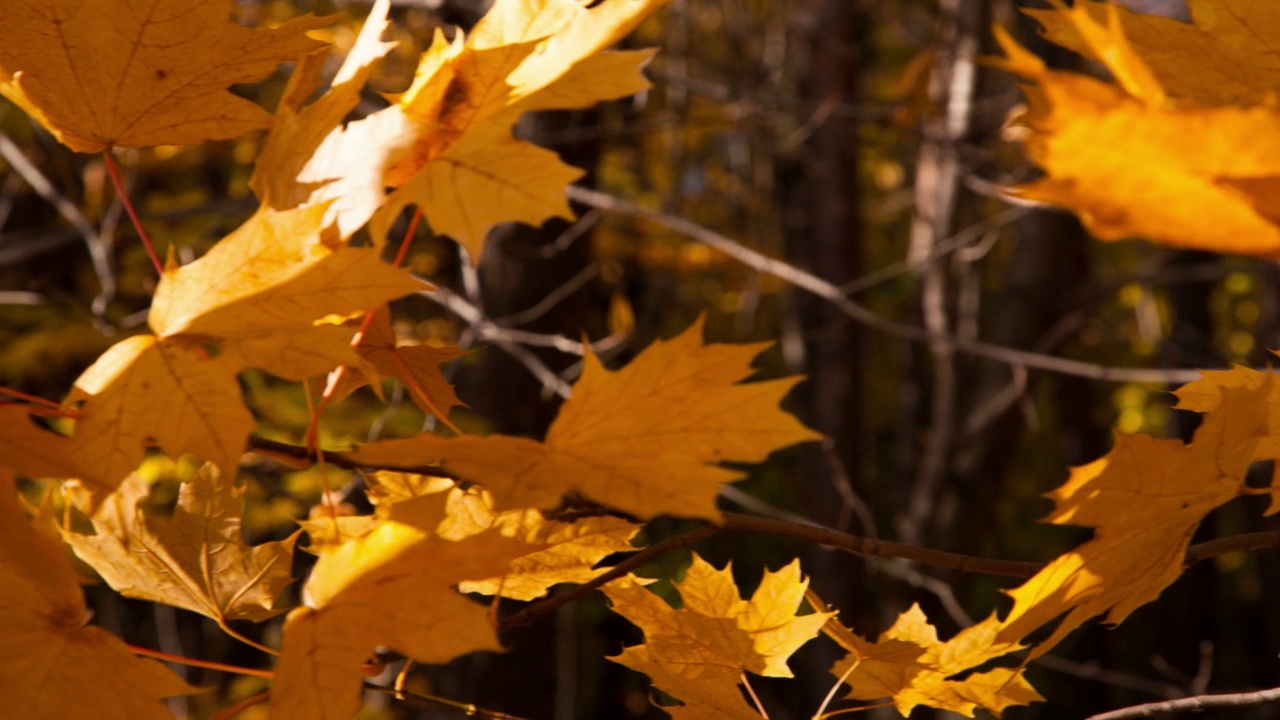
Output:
[{"left": 2, "top": 0, "right": 1279, "bottom": 718}]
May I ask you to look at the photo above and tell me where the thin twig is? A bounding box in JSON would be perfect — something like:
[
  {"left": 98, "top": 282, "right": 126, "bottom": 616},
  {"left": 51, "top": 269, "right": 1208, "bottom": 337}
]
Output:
[
  {"left": 129, "top": 645, "right": 274, "bottom": 679},
  {"left": 568, "top": 186, "right": 1209, "bottom": 384},
  {"left": 245, "top": 436, "right": 454, "bottom": 477},
  {"left": 1085, "top": 686, "right": 1280, "bottom": 720},
  {"left": 1035, "top": 654, "right": 1182, "bottom": 699},
  {"left": 211, "top": 691, "right": 271, "bottom": 720},
  {"left": 741, "top": 672, "right": 770, "bottom": 718},
  {"left": 245, "top": 435, "right": 1280, "bottom": 581},
  {"left": 1184, "top": 531, "right": 1280, "bottom": 565},
  {"left": 494, "top": 263, "right": 601, "bottom": 327},
  {"left": 0, "top": 133, "right": 117, "bottom": 313},
  {"left": 721, "top": 512, "right": 1039, "bottom": 578}
]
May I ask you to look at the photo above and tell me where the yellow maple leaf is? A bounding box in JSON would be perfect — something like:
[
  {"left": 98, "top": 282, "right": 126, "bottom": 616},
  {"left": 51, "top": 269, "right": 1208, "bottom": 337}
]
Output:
[
  {"left": 252, "top": 0, "right": 399, "bottom": 239},
  {"left": 304, "top": 473, "right": 639, "bottom": 600},
  {"left": 327, "top": 306, "right": 466, "bottom": 425},
  {"left": 0, "top": 404, "right": 78, "bottom": 479},
  {"left": 64, "top": 465, "right": 298, "bottom": 623},
  {"left": 610, "top": 649, "right": 762, "bottom": 720},
  {"left": 0, "top": 1, "right": 330, "bottom": 152},
  {"left": 436, "top": 487, "right": 640, "bottom": 600},
  {"left": 149, "top": 205, "right": 428, "bottom": 341},
  {"left": 0, "top": 468, "right": 199, "bottom": 718},
  {"left": 1027, "top": 0, "right": 1280, "bottom": 106},
  {"left": 222, "top": 324, "right": 363, "bottom": 384},
  {"left": 994, "top": 22, "right": 1280, "bottom": 256},
  {"left": 297, "top": 471, "right": 454, "bottom": 548},
  {"left": 1174, "top": 365, "right": 1280, "bottom": 513},
  {"left": 826, "top": 604, "right": 1038, "bottom": 717},
  {"left": 271, "top": 503, "right": 529, "bottom": 720},
  {"left": 994, "top": 379, "right": 1272, "bottom": 658},
  {"left": 65, "top": 335, "right": 255, "bottom": 501},
  {"left": 364, "top": 0, "right": 667, "bottom": 260},
  {"left": 603, "top": 554, "right": 831, "bottom": 716},
  {"left": 348, "top": 318, "right": 820, "bottom": 520}
]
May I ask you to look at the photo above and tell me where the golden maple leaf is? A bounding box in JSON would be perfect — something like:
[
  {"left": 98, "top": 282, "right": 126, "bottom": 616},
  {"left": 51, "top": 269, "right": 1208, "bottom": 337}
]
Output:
[
  {"left": 994, "top": 16, "right": 1280, "bottom": 256},
  {"left": 61, "top": 204, "right": 433, "bottom": 500},
  {"left": 222, "top": 323, "right": 366, "bottom": 384},
  {"left": 993, "top": 378, "right": 1273, "bottom": 658},
  {"left": 603, "top": 554, "right": 831, "bottom": 717},
  {"left": 251, "top": 0, "right": 399, "bottom": 239},
  {"left": 326, "top": 306, "right": 466, "bottom": 426},
  {"left": 0, "top": 404, "right": 78, "bottom": 479},
  {"left": 348, "top": 317, "right": 820, "bottom": 520},
  {"left": 354, "top": 0, "right": 667, "bottom": 260},
  {"left": 436, "top": 486, "right": 640, "bottom": 600},
  {"left": 64, "top": 465, "right": 298, "bottom": 623},
  {"left": 303, "top": 474, "right": 640, "bottom": 600},
  {"left": 610, "top": 650, "right": 762, "bottom": 720},
  {"left": 0, "top": 469, "right": 199, "bottom": 717},
  {"left": 1027, "top": 0, "right": 1280, "bottom": 106},
  {"left": 0, "top": 0, "right": 330, "bottom": 152},
  {"left": 1174, "top": 365, "right": 1280, "bottom": 513},
  {"left": 296, "top": 470, "right": 455, "bottom": 549},
  {"left": 271, "top": 498, "right": 529, "bottom": 720},
  {"left": 65, "top": 335, "right": 255, "bottom": 501},
  {"left": 826, "top": 604, "right": 1039, "bottom": 717},
  {"left": 149, "top": 205, "right": 427, "bottom": 342}
]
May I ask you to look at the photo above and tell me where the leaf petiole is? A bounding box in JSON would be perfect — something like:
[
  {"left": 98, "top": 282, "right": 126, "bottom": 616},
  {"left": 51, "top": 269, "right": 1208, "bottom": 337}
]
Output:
[{"left": 102, "top": 150, "right": 164, "bottom": 275}]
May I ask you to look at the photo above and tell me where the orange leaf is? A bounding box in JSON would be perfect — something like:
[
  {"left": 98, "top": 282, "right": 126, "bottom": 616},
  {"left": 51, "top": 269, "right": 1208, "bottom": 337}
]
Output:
[
  {"left": 0, "top": 404, "right": 78, "bottom": 479},
  {"left": 0, "top": 1, "right": 330, "bottom": 152},
  {"left": 328, "top": 306, "right": 465, "bottom": 425},
  {"left": 994, "top": 376, "right": 1273, "bottom": 657},
  {"left": 271, "top": 502, "right": 528, "bottom": 720},
  {"left": 827, "top": 605, "right": 1038, "bottom": 716},
  {"left": 65, "top": 335, "right": 255, "bottom": 502},
  {"left": 65, "top": 465, "right": 298, "bottom": 623},
  {"left": 994, "top": 23, "right": 1280, "bottom": 256},
  {"left": 1027, "top": 0, "right": 1280, "bottom": 106},
  {"left": 252, "top": 0, "right": 400, "bottom": 239},
  {"left": 149, "top": 205, "right": 428, "bottom": 341},
  {"left": 437, "top": 487, "right": 641, "bottom": 601},
  {"left": 603, "top": 554, "right": 831, "bottom": 717},
  {"left": 364, "top": 0, "right": 668, "bottom": 260},
  {"left": 0, "top": 468, "right": 199, "bottom": 717},
  {"left": 348, "top": 318, "right": 820, "bottom": 520},
  {"left": 1174, "top": 366, "right": 1280, "bottom": 514}
]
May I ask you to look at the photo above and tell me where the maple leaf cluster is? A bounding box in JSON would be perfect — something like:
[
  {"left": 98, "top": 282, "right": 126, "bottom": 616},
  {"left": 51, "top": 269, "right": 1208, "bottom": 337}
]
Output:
[{"left": 2, "top": 0, "right": 1280, "bottom": 718}]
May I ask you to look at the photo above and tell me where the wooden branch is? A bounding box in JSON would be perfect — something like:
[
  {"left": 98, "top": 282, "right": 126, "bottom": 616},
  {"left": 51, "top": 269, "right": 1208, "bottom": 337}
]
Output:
[
  {"left": 1086, "top": 686, "right": 1280, "bottom": 720},
  {"left": 720, "top": 512, "right": 1039, "bottom": 578},
  {"left": 248, "top": 436, "right": 1280, "bottom": 581},
  {"left": 568, "top": 185, "right": 1217, "bottom": 385},
  {"left": 244, "top": 436, "right": 456, "bottom": 478},
  {"left": 1184, "top": 531, "right": 1280, "bottom": 565}
]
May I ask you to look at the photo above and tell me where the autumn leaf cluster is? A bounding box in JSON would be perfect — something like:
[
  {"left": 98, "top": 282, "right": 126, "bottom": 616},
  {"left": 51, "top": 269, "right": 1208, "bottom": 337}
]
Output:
[{"left": 2, "top": 0, "right": 1280, "bottom": 719}]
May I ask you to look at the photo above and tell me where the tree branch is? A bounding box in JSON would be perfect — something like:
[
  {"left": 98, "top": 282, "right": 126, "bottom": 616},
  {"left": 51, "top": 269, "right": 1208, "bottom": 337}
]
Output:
[
  {"left": 1086, "top": 686, "right": 1280, "bottom": 720},
  {"left": 721, "top": 512, "right": 1039, "bottom": 578},
  {"left": 248, "top": 435, "right": 1280, "bottom": 581},
  {"left": 568, "top": 185, "right": 1212, "bottom": 385}
]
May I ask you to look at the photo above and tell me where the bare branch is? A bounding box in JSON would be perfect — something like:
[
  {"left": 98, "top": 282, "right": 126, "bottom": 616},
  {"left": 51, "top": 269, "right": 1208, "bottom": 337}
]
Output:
[
  {"left": 0, "top": 133, "right": 116, "bottom": 315},
  {"left": 567, "top": 186, "right": 1210, "bottom": 384},
  {"left": 1086, "top": 686, "right": 1280, "bottom": 720},
  {"left": 721, "top": 512, "right": 1039, "bottom": 578}
]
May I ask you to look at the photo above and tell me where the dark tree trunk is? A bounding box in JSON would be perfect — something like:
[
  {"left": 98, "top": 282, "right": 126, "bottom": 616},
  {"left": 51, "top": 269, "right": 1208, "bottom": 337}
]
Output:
[{"left": 778, "top": 0, "right": 868, "bottom": 714}]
